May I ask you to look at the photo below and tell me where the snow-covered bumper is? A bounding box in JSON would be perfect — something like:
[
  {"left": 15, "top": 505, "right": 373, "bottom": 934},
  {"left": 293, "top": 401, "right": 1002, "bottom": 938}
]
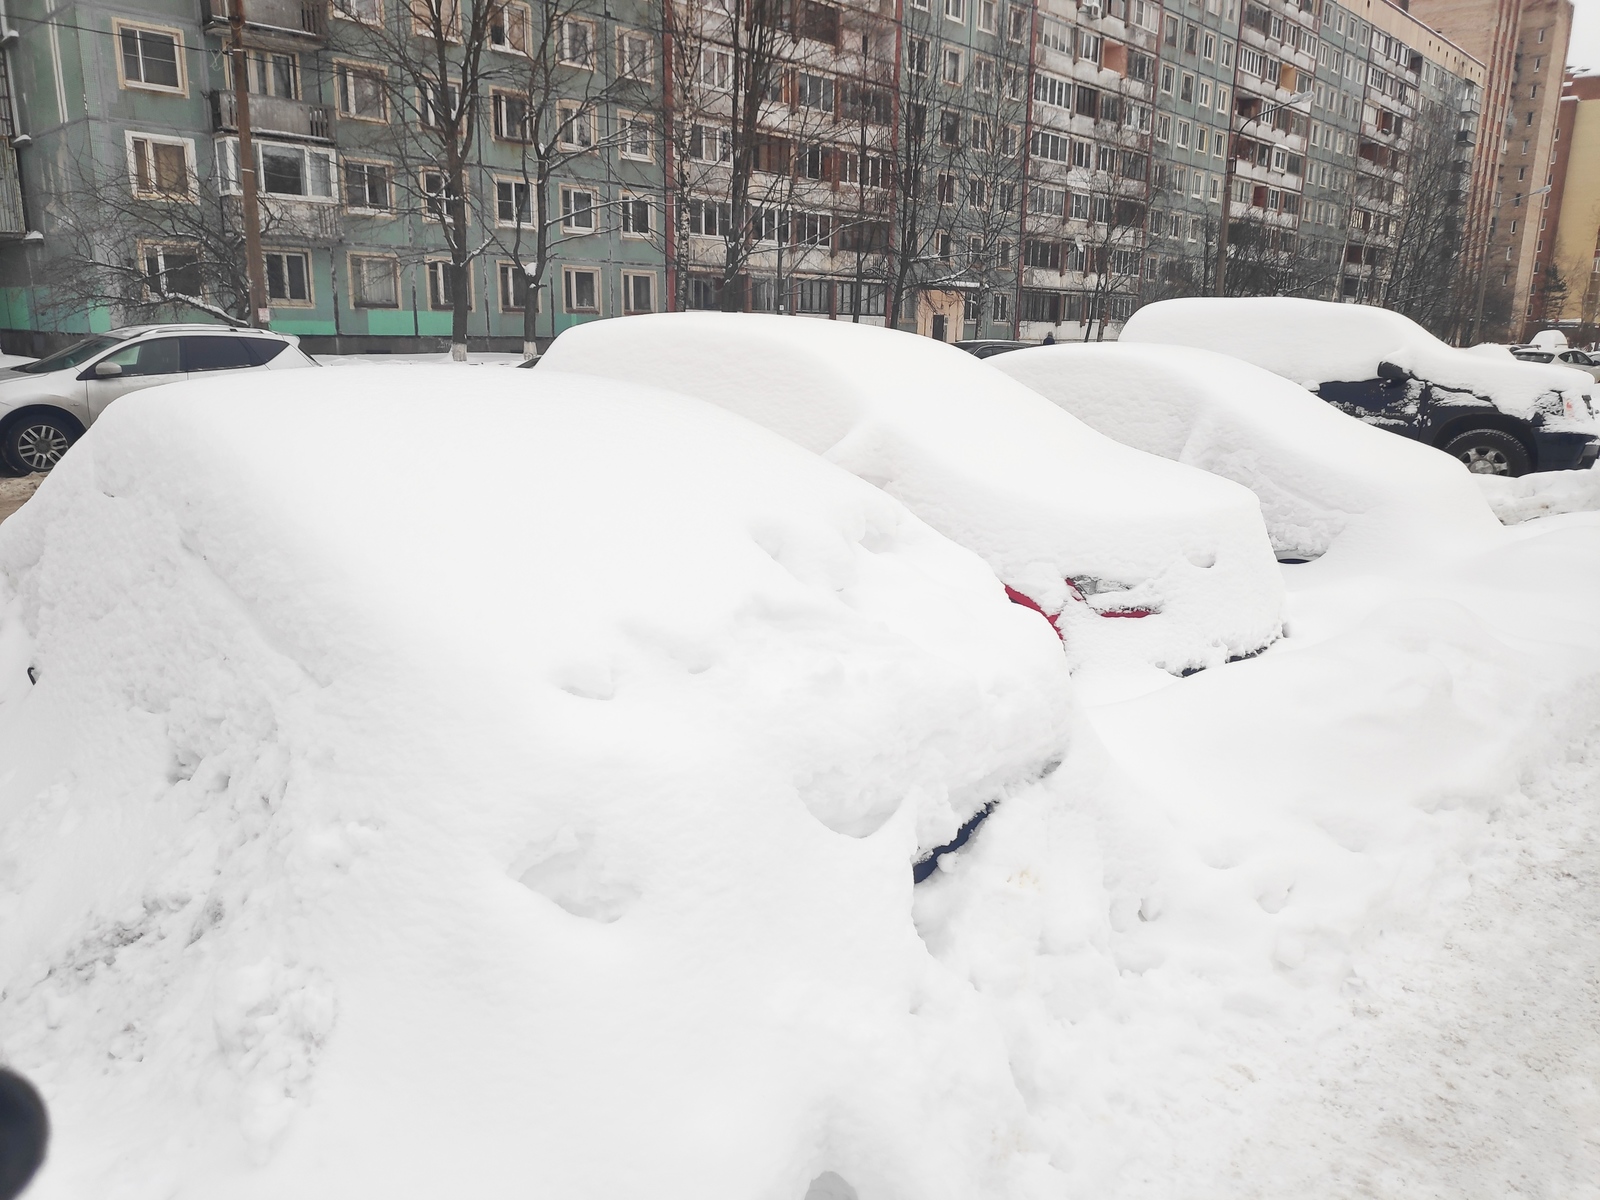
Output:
[{"left": 1532, "top": 427, "right": 1600, "bottom": 471}]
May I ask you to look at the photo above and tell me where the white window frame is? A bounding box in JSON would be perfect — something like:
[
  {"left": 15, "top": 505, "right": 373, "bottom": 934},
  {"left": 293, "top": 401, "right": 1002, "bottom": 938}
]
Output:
[
  {"left": 563, "top": 265, "right": 600, "bottom": 313},
  {"left": 114, "top": 21, "right": 187, "bottom": 95},
  {"left": 617, "top": 28, "right": 653, "bottom": 80},
  {"left": 556, "top": 102, "right": 595, "bottom": 150},
  {"left": 494, "top": 176, "right": 532, "bottom": 227},
  {"left": 560, "top": 185, "right": 597, "bottom": 232},
  {"left": 264, "top": 248, "right": 315, "bottom": 306},
  {"left": 426, "top": 259, "right": 472, "bottom": 311},
  {"left": 348, "top": 253, "right": 400, "bottom": 308},
  {"left": 560, "top": 17, "right": 597, "bottom": 68},
  {"left": 619, "top": 190, "right": 652, "bottom": 238},
  {"left": 334, "top": 60, "right": 389, "bottom": 121},
  {"left": 621, "top": 270, "right": 656, "bottom": 314},
  {"left": 343, "top": 158, "right": 394, "bottom": 213},
  {"left": 490, "top": 1, "right": 531, "bottom": 53},
  {"left": 618, "top": 111, "right": 654, "bottom": 161}
]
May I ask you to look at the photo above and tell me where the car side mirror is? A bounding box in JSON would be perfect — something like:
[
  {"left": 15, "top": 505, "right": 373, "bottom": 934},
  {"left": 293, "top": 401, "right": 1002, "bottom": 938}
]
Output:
[
  {"left": 92, "top": 360, "right": 123, "bottom": 378},
  {"left": 1376, "top": 360, "right": 1408, "bottom": 382}
]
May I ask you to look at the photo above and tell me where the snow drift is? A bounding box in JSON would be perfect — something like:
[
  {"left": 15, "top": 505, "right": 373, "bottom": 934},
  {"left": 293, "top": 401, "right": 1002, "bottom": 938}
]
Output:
[
  {"left": 1121, "top": 297, "right": 1597, "bottom": 423},
  {"left": 0, "top": 367, "right": 1076, "bottom": 1198},
  {"left": 987, "top": 343, "right": 1500, "bottom": 561},
  {"left": 539, "top": 313, "right": 1284, "bottom": 675}
]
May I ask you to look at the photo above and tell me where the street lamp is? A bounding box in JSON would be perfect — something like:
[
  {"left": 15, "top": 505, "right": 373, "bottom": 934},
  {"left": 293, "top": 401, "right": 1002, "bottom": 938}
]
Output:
[{"left": 1213, "top": 89, "right": 1313, "bottom": 297}]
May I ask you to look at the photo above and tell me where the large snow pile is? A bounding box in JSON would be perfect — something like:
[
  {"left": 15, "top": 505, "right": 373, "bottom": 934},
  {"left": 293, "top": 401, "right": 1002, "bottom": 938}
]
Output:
[
  {"left": 1122, "top": 297, "right": 1596, "bottom": 421},
  {"left": 1476, "top": 467, "right": 1600, "bottom": 524},
  {"left": 0, "top": 367, "right": 1077, "bottom": 1198},
  {"left": 539, "top": 313, "right": 1284, "bottom": 675},
  {"left": 987, "top": 343, "right": 1499, "bottom": 561}
]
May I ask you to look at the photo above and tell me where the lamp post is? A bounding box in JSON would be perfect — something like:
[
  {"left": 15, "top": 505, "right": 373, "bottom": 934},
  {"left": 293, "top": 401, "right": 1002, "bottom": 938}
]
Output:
[{"left": 1214, "top": 89, "right": 1312, "bottom": 298}]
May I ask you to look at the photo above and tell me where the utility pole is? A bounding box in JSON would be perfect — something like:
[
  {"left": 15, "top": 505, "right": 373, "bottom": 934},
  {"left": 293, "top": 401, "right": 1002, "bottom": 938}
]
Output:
[{"left": 229, "top": 0, "right": 269, "bottom": 327}]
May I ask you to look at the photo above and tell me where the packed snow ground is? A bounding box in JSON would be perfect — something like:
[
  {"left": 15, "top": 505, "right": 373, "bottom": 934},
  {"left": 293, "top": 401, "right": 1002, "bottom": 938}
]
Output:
[{"left": 0, "top": 355, "right": 1597, "bottom": 1199}]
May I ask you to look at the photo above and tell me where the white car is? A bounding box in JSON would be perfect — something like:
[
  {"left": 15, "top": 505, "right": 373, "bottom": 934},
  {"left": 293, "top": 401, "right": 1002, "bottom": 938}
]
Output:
[{"left": 0, "top": 325, "right": 316, "bottom": 474}]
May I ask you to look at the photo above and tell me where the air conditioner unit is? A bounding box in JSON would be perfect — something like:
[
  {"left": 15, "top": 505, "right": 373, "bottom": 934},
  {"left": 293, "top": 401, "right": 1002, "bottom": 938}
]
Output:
[{"left": 1081, "top": 2, "right": 1102, "bottom": 18}]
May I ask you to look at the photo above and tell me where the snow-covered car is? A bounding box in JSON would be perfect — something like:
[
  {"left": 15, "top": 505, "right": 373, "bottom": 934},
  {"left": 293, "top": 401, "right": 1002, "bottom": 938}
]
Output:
[
  {"left": 537, "top": 313, "right": 1285, "bottom": 676},
  {"left": 0, "top": 325, "right": 316, "bottom": 474},
  {"left": 986, "top": 342, "right": 1500, "bottom": 562},
  {"left": 1121, "top": 298, "right": 1600, "bottom": 477},
  {"left": 954, "top": 339, "right": 1031, "bottom": 359}
]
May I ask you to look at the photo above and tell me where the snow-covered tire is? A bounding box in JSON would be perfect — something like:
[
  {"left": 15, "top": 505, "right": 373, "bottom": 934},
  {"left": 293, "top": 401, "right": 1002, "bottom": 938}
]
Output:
[
  {"left": 1441, "top": 428, "right": 1532, "bottom": 477},
  {"left": 2, "top": 412, "right": 78, "bottom": 474}
]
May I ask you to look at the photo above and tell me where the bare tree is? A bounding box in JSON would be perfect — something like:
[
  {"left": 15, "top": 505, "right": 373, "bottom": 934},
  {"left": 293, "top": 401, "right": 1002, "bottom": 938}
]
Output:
[{"left": 1073, "top": 85, "right": 1151, "bottom": 341}]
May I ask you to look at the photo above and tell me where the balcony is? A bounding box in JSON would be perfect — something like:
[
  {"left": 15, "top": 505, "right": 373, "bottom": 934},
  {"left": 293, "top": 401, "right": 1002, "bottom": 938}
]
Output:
[
  {"left": 202, "top": 0, "right": 327, "bottom": 39},
  {"left": 211, "top": 91, "right": 332, "bottom": 142}
]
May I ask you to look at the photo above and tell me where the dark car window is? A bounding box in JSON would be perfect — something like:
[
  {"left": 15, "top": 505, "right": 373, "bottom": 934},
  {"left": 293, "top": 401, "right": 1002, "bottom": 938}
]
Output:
[
  {"left": 241, "top": 338, "right": 288, "bottom": 366},
  {"left": 1560, "top": 351, "right": 1595, "bottom": 367},
  {"left": 182, "top": 336, "right": 257, "bottom": 373},
  {"left": 93, "top": 337, "right": 183, "bottom": 377},
  {"left": 22, "top": 334, "right": 122, "bottom": 374}
]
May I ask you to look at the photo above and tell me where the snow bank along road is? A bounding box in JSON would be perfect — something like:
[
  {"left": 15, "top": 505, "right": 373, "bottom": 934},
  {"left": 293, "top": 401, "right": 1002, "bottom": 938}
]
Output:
[{"left": 0, "top": 359, "right": 1597, "bottom": 1199}]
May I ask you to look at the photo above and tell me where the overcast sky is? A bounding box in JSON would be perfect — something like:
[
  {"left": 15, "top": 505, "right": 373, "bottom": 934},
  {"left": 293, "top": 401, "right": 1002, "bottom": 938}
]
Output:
[{"left": 1570, "top": 0, "right": 1600, "bottom": 73}]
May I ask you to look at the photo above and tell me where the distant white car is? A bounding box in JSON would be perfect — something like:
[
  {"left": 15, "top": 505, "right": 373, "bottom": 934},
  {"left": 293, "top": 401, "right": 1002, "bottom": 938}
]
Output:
[
  {"left": 0, "top": 325, "right": 316, "bottom": 474},
  {"left": 537, "top": 312, "right": 1286, "bottom": 677},
  {"left": 1509, "top": 346, "right": 1600, "bottom": 383}
]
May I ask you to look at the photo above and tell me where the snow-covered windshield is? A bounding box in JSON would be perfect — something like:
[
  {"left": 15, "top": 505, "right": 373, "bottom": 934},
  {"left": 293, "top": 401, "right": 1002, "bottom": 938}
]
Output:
[{"left": 14, "top": 334, "right": 122, "bottom": 374}]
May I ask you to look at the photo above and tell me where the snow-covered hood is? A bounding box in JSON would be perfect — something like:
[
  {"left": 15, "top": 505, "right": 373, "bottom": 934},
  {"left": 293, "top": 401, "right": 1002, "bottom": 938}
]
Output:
[
  {"left": 1122, "top": 298, "right": 1598, "bottom": 429},
  {"left": 539, "top": 313, "right": 1286, "bottom": 676}
]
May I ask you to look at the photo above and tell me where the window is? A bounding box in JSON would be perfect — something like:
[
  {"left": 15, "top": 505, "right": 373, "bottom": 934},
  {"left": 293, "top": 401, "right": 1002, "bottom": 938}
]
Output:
[
  {"left": 992, "top": 293, "right": 1009, "bottom": 322},
  {"left": 795, "top": 279, "right": 833, "bottom": 314},
  {"left": 557, "top": 102, "right": 595, "bottom": 149},
  {"left": 1184, "top": 23, "right": 1198, "bottom": 54},
  {"left": 264, "top": 251, "right": 312, "bottom": 304},
  {"left": 419, "top": 80, "right": 459, "bottom": 128},
  {"left": 700, "top": 49, "right": 732, "bottom": 90},
  {"left": 498, "top": 262, "right": 530, "bottom": 312},
  {"left": 798, "top": 72, "right": 835, "bottom": 110},
  {"left": 689, "top": 124, "right": 732, "bottom": 163},
  {"left": 1029, "top": 185, "right": 1066, "bottom": 216},
  {"left": 345, "top": 161, "right": 392, "bottom": 211},
  {"left": 98, "top": 336, "right": 183, "bottom": 377},
  {"left": 1203, "top": 32, "right": 1216, "bottom": 60},
  {"left": 973, "top": 57, "right": 994, "bottom": 93},
  {"left": 560, "top": 18, "right": 595, "bottom": 67},
  {"left": 231, "top": 51, "right": 300, "bottom": 99},
  {"left": 218, "top": 139, "right": 334, "bottom": 200},
  {"left": 617, "top": 29, "right": 652, "bottom": 79},
  {"left": 118, "top": 24, "right": 183, "bottom": 92},
  {"left": 1032, "top": 130, "right": 1070, "bottom": 161},
  {"left": 1181, "top": 73, "right": 1195, "bottom": 103},
  {"left": 491, "top": 2, "right": 530, "bottom": 51},
  {"left": 493, "top": 91, "right": 529, "bottom": 141},
  {"left": 619, "top": 112, "right": 653, "bottom": 161},
  {"left": 941, "top": 110, "right": 961, "bottom": 146},
  {"left": 622, "top": 272, "right": 655, "bottom": 314},
  {"left": 410, "top": 0, "right": 462, "bottom": 40},
  {"left": 1177, "top": 120, "right": 1191, "bottom": 148},
  {"left": 943, "top": 48, "right": 963, "bottom": 84},
  {"left": 620, "top": 193, "right": 651, "bottom": 236},
  {"left": 336, "top": 62, "right": 388, "bottom": 120},
  {"left": 421, "top": 169, "right": 456, "bottom": 220},
  {"left": 944, "top": 0, "right": 965, "bottom": 22},
  {"left": 333, "top": 0, "right": 382, "bottom": 23},
  {"left": 937, "top": 173, "right": 956, "bottom": 204},
  {"left": 427, "top": 261, "right": 471, "bottom": 311},
  {"left": 182, "top": 336, "right": 256, "bottom": 372},
  {"left": 1072, "top": 138, "right": 1093, "bottom": 167},
  {"left": 495, "top": 179, "right": 531, "bottom": 225},
  {"left": 139, "top": 245, "right": 201, "bottom": 300},
  {"left": 1161, "top": 64, "right": 1175, "bottom": 94},
  {"left": 688, "top": 198, "right": 731, "bottom": 235},
  {"left": 907, "top": 37, "right": 929, "bottom": 75},
  {"left": 128, "top": 135, "right": 192, "bottom": 199},
  {"left": 978, "top": 0, "right": 996, "bottom": 31},
  {"left": 1025, "top": 239, "right": 1062, "bottom": 269},
  {"left": 349, "top": 255, "right": 399, "bottom": 308},
  {"left": 564, "top": 267, "right": 599, "bottom": 312},
  {"left": 561, "top": 186, "right": 596, "bottom": 230},
  {"left": 1008, "top": 5, "right": 1028, "bottom": 41}
]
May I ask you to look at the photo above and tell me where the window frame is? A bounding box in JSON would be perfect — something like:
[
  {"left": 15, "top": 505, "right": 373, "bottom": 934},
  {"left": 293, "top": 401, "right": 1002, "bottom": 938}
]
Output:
[
  {"left": 137, "top": 241, "right": 203, "bottom": 302},
  {"left": 343, "top": 158, "right": 394, "bottom": 214},
  {"left": 559, "top": 17, "right": 597, "bottom": 69},
  {"left": 115, "top": 21, "right": 187, "bottom": 96},
  {"left": 560, "top": 185, "right": 598, "bottom": 232},
  {"left": 563, "top": 265, "right": 600, "bottom": 313},
  {"left": 621, "top": 270, "right": 656, "bottom": 314},
  {"left": 617, "top": 28, "right": 654, "bottom": 80},
  {"left": 494, "top": 176, "right": 532, "bottom": 227},
  {"left": 126, "top": 131, "right": 197, "bottom": 201},
  {"left": 425, "top": 259, "right": 473, "bottom": 311},
  {"left": 619, "top": 190, "right": 652, "bottom": 238},
  {"left": 334, "top": 59, "right": 390, "bottom": 122},
  {"left": 347, "top": 253, "right": 400, "bottom": 309},
  {"left": 263, "top": 248, "right": 315, "bottom": 307}
]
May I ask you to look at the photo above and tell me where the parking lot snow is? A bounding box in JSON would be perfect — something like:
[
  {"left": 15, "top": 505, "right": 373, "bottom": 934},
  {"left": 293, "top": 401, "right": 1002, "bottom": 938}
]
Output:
[{"left": 1, "top": 349, "right": 1597, "bottom": 1200}]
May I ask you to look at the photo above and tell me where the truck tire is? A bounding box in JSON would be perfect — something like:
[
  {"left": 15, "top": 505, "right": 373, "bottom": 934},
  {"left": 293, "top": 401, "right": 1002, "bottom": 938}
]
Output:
[{"left": 1440, "top": 428, "right": 1532, "bottom": 477}]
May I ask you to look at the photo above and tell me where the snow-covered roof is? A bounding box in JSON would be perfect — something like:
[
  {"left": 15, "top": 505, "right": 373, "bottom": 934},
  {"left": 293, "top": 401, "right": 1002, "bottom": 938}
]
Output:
[
  {"left": 539, "top": 313, "right": 1285, "bottom": 675},
  {"left": 988, "top": 343, "right": 1500, "bottom": 562},
  {"left": 1121, "top": 298, "right": 1594, "bottom": 419}
]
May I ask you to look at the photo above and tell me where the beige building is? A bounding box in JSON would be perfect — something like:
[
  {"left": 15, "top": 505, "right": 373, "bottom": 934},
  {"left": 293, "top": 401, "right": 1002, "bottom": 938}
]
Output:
[
  {"left": 1410, "top": 0, "right": 1573, "bottom": 340},
  {"left": 1544, "top": 68, "right": 1600, "bottom": 334}
]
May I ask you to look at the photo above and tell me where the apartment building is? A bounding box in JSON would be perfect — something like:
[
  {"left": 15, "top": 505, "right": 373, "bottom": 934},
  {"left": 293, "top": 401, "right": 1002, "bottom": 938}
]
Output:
[
  {"left": 1542, "top": 67, "right": 1600, "bottom": 334},
  {"left": 0, "top": 0, "right": 1493, "bottom": 350}
]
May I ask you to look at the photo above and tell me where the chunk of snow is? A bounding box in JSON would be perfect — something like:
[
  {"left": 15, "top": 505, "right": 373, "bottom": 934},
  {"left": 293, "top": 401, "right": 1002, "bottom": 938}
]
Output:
[
  {"left": 1122, "top": 298, "right": 1597, "bottom": 424},
  {"left": 1475, "top": 468, "right": 1600, "bottom": 524},
  {"left": 0, "top": 366, "right": 1074, "bottom": 1197},
  {"left": 987, "top": 343, "right": 1500, "bottom": 562},
  {"left": 539, "top": 313, "right": 1284, "bottom": 675}
]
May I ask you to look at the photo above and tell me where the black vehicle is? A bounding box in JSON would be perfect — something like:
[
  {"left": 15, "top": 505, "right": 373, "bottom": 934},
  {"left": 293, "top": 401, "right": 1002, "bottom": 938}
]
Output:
[
  {"left": 1314, "top": 359, "right": 1598, "bottom": 476},
  {"left": 955, "top": 340, "right": 1032, "bottom": 360}
]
